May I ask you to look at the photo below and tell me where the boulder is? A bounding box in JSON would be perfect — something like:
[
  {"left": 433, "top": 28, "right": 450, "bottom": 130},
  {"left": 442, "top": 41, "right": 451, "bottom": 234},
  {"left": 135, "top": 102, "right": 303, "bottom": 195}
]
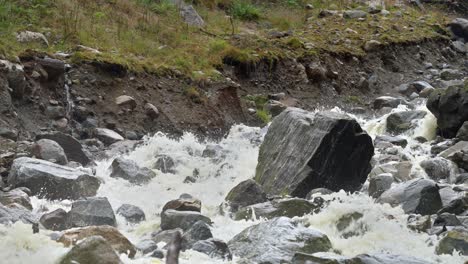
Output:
[
  {"left": 255, "top": 109, "right": 373, "bottom": 197},
  {"left": 95, "top": 128, "right": 124, "bottom": 145},
  {"left": 420, "top": 157, "right": 457, "bottom": 181},
  {"left": 369, "top": 161, "right": 413, "bottom": 182},
  {"left": 427, "top": 86, "right": 468, "bottom": 138},
  {"left": 374, "top": 135, "right": 408, "bottom": 148},
  {"left": 37, "top": 132, "right": 91, "bottom": 165},
  {"left": 343, "top": 10, "right": 367, "bottom": 19},
  {"left": 32, "top": 139, "right": 68, "bottom": 165},
  {"left": 115, "top": 95, "right": 136, "bottom": 110},
  {"left": 440, "top": 69, "right": 464, "bottom": 81},
  {"left": 67, "top": 197, "right": 116, "bottom": 228},
  {"left": 224, "top": 179, "right": 268, "bottom": 213},
  {"left": 16, "top": 31, "right": 49, "bottom": 46},
  {"left": 368, "top": 173, "right": 393, "bottom": 198},
  {"left": 37, "top": 58, "right": 65, "bottom": 80},
  {"left": 136, "top": 239, "right": 158, "bottom": 254},
  {"left": 378, "top": 178, "right": 442, "bottom": 215},
  {"left": 0, "top": 188, "right": 32, "bottom": 210},
  {"left": 386, "top": 110, "right": 426, "bottom": 135},
  {"left": 180, "top": 5, "right": 205, "bottom": 27},
  {"left": 58, "top": 225, "right": 136, "bottom": 258},
  {"left": 234, "top": 198, "right": 323, "bottom": 221},
  {"left": 144, "top": 103, "right": 159, "bottom": 119},
  {"left": 7, "top": 157, "right": 100, "bottom": 200},
  {"left": 228, "top": 217, "right": 332, "bottom": 264},
  {"left": 40, "top": 208, "right": 68, "bottom": 231},
  {"left": 181, "top": 220, "right": 213, "bottom": 249},
  {"left": 116, "top": 204, "right": 145, "bottom": 223},
  {"left": 153, "top": 155, "right": 175, "bottom": 173},
  {"left": 0, "top": 203, "right": 36, "bottom": 224},
  {"left": 192, "top": 239, "right": 232, "bottom": 260},
  {"left": 110, "top": 157, "right": 156, "bottom": 184},
  {"left": 373, "top": 96, "right": 404, "bottom": 110},
  {"left": 456, "top": 121, "right": 468, "bottom": 140},
  {"left": 433, "top": 213, "right": 462, "bottom": 227},
  {"left": 436, "top": 227, "right": 468, "bottom": 255},
  {"left": 58, "top": 236, "right": 122, "bottom": 264},
  {"left": 160, "top": 209, "right": 211, "bottom": 231},
  {"left": 449, "top": 18, "right": 468, "bottom": 41},
  {"left": 162, "top": 197, "right": 201, "bottom": 213},
  {"left": 0, "top": 127, "right": 17, "bottom": 141},
  {"left": 438, "top": 196, "right": 468, "bottom": 215}
]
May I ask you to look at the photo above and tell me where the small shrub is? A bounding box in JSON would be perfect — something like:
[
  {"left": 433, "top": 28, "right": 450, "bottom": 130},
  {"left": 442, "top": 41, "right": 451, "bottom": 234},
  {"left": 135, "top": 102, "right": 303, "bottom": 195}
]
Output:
[
  {"left": 256, "top": 108, "right": 271, "bottom": 123},
  {"left": 287, "top": 37, "right": 303, "bottom": 49},
  {"left": 184, "top": 86, "right": 205, "bottom": 104},
  {"left": 230, "top": 1, "right": 260, "bottom": 21}
]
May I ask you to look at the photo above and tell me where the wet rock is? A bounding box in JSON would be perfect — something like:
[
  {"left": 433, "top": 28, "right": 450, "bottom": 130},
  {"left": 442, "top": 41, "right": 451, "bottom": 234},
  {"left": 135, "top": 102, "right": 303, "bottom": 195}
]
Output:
[
  {"left": 234, "top": 198, "right": 323, "bottom": 221},
  {"left": 374, "top": 135, "right": 408, "bottom": 148},
  {"left": 110, "top": 157, "right": 156, "bottom": 184},
  {"left": 115, "top": 95, "right": 136, "bottom": 110},
  {"left": 144, "top": 103, "right": 159, "bottom": 119},
  {"left": 0, "top": 203, "right": 36, "bottom": 224},
  {"left": 386, "top": 110, "right": 426, "bottom": 135},
  {"left": 67, "top": 197, "right": 116, "bottom": 227},
  {"left": 95, "top": 128, "right": 124, "bottom": 145},
  {"left": 7, "top": 157, "right": 100, "bottom": 200},
  {"left": 378, "top": 178, "right": 442, "bottom": 215},
  {"left": 202, "top": 144, "right": 224, "bottom": 159},
  {"left": 37, "top": 132, "right": 91, "bottom": 166},
  {"left": 192, "top": 239, "right": 232, "bottom": 260},
  {"left": 116, "top": 204, "right": 145, "bottom": 223},
  {"left": 305, "top": 188, "right": 333, "bottom": 199},
  {"left": 428, "top": 86, "right": 468, "bottom": 138},
  {"left": 449, "top": 18, "right": 468, "bottom": 41},
  {"left": 180, "top": 5, "right": 205, "bottom": 27},
  {"left": 438, "top": 196, "right": 468, "bottom": 215},
  {"left": 40, "top": 208, "right": 67, "bottom": 231},
  {"left": 420, "top": 157, "right": 457, "bottom": 181},
  {"left": 368, "top": 173, "right": 393, "bottom": 198},
  {"left": 152, "top": 229, "right": 183, "bottom": 245},
  {"left": 407, "top": 215, "right": 431, "bottom": 232},
  {"left": 436, "top": 227, "right": 468, "bottom": 255},
  {"left": 153, "top": 155, "right": 175, "bottom": 173},
  {"left": 343, "top": 10, "right": 367, "bottom": 19},
  {"left": 294, "top": 253, "right": 434, "bottom": 264},
  {"left": 58, "top": 236, "right": 122, "bottom": 264},
  {"left": 58, "top": 225, "right": 135, "bottom": 258},
  {"left": 0, "top": 188, "right": 32, "bottom": 210},
  {"left": 182, "top": 220, "right": 213, "bottom": 249},
  {"left": 409, "top": 81, "right": 433, "bottom": 93},
  {"left": 434, "top": 213, "right": 462, "bottom": 227},
  {"left": 16, "top": 31, "right": 48, "bottom": 46},
  {"left": 228, "top": 217, "right": 332, "bottom": 264},
  {"left": 369, "top": 161, "right": 413, "bottom": 182},
  {"left": 150, "top": 250, "right": 164, "bottom": 258},
  {"left": 336, "top": 212, "right": 365, "bottom": 238},
  {"left": 224, "top": 179, "right": 268, "bottom": 213},
  {"left": 162, "top": 197, "right": 201, "bottom": 213},
  {"left": 160, "top": 209, "right": 211, "bottom": 231},
  {"left": 136, "top": 239, "right": 157, "bottom": 254},
  {"left": 456, "top": 122, "right": 468, "bottom": 140},
  {"left": 255, "top": 109, "right": 373, "bottom": 197},
  {"left": 31, "top": 139, "right": 68, "bottom": 165},
  {"left": 438, "top": 141, "right": 467, "bottom": 158}
]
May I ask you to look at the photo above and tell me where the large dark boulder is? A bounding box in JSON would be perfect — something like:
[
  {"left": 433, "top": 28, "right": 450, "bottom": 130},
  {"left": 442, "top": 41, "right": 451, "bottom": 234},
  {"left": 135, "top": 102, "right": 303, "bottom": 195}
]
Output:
[
  {"left": 386, "top": 110, "right": 426, "bottom": 135},
  {"left": 224, "top": 179, "right": 268, "bottom": 212},
  {"left": 37, "top": 132, "right": 91, "bottom": 165},
  {"left": 449, "top": 18, "right": 468, "bottom": 42},
  {"left": 116, "top": 204, "right": 145, "bottom": 224},
  {"left": 255, "top": 108, "right": 374, "bottom": 197},
  {"left": 191, "top": 239, "right": 232, "bottom": 260},
  {"left": 427, "top": 85, "right": 468, "bottom": 138},
  {"left": 31, "top": 139, "right": 68, "bottom": 165},
  {"left": 109, "top": 157, "right": 156, "bottom": 184},
  {"left": 7, "top": 157, "right": 100, "bottom": 200},
  {"left": 160, "top": 209, "right": 211, "bottom": 231},
  {"left": 228, "top": 217, "right": 332, "bottom": 264},
  {"left": 0, "top": 203, "right": 37, "bottom": 224},
  {"left": 67, "top": 197, "right": 116, "bottom": 228},
  {"left": 58, "top": 236, "right": 122, "bottom": 264},
  {"left": 40, "top": 208, "right": 68, "bottom": 231}
]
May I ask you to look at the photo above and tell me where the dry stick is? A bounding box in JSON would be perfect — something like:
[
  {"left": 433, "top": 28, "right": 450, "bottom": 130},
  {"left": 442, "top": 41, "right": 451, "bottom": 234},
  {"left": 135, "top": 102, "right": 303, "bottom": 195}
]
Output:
[{"left": 166, "top": 231, "right": 182, "bottom": 264}]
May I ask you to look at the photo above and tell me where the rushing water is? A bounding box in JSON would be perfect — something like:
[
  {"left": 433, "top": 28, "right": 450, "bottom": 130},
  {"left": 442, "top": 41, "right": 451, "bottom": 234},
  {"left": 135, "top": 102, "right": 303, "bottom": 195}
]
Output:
[{"left": 2, "top": 104, "right": 467, "bottom": 264}]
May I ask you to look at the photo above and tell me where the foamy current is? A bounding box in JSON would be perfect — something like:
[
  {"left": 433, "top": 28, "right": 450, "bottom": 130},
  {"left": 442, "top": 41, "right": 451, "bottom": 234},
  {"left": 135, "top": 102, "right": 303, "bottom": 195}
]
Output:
[{"left": 2, "top": 105, "right": 466, "bottom": 264}]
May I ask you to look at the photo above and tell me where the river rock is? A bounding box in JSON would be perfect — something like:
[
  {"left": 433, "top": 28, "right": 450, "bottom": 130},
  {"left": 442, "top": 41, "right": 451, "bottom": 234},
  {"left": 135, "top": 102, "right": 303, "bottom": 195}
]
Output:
[
  {"left": 292, "top": 252, "right": 433, "bottom": 264},
  {"left": 224, "top": 179, "right": 268, "bottom": 213},
  {"left": 67, "top": 197, "right": 116, "bottom": 228},
  {"left": 0, "top": 127, "right": 17, "bottom": 141},
  {"left": 378, "top": 178, "right": 442, "bottom": 215},
  {"left": 374, "top": 135, "right": 408, "bottom": 148},
  {"left": 438, "top": 196, "right": 468, "bottom": 215},
  {"left": 228, "top": 217, "right": 332, "bottom": 264},
  {"left": 368, "top": 173, "right": 393, "bottom": 198},
  {"left": 40, "top": 208, "right": 68, "bottom": 231},
  {"left": 192, "top": 239, "right": 232, "bottom": 260},
  {"left": 58, "top": 236, "right": 122, "bottom": 264},
  {"left": 234, "top": 198, "right": 323, "bottom": 221},
  {"left": 449, "top": 18, "right": 468, "bottom": 41},
  {"left": 0, "top": 203, "right": 36, "bottom": 224},
  {"left": 16, "top": 31, "right": 49, "bottom": 46},
  {"left": 136, "top": 239, "right": 158, "bottom": 254},
  {"left": 420, "top": 157, "right": 457, "bottom": 181},
  {"left": 116, "top": 204, "right": 145, "bottom": 223},
  {"left": 373, "top": 96, "right": 404, "bottom": 110},
  {"left": 37, "top": 132, "right": 91, "bottom": 165},
  {"left": 31, "top": 139, "right": 68, "bottom": 165},
  {"left": 305, "top": 188, "right": 333, "bottom": 199},
  {"left": 440, "top": 69, "right": 464, "bottom": 81},
  {"left": 182, "top": 220, "right": 213, "bottom": 249},
  {"left": 144, "top": 103, "right": 159, "bottom": 119},
  {"left": 427, "top": 86, "right": 468, "bottom": 138},
  {"left": 433, "top": 213, "right": 462, "bottom": 227},
  {"left": 152, "top": 229, "right": 183, "bottom": 245},
  {"left": 153, "top": 155, "right": 175, "bottom": 173},
  {"left": 436, "top": 227, "right": 468, "bottom": 255},
  {"left": 7, "top": 157, "right": 100, "bottom": 200},
  {"left": 95, "top": 128, "right": 124, "bottom": 145},
  {"left": 369, "top": 161, "right": 413, "bottom": 182},
  {"left": 115, "top": 95, "right": 136, "bottom": 110},
  {"left": 255, "top": 109, "right": 373, "bottom": 197},
  {"left": 0, "top": 188, "right": 32, "bottom": 210},
  {"left": 456, "top": 121, "right": 468, "bottom": 140},
  {"left": 160, "top": 209, "right": 211, "bottom": 231},
  {"left": 110, "top": 157, "right": 156, "bottom": 184},
  {"left": 58, "top": 225, "right": 136, "bottom": 258},
  {"left": 162, "top": 197, "right": 201, "bottom": 213},
  {"left": 386, "top": 110, "right": 426, "bottom": 135}
]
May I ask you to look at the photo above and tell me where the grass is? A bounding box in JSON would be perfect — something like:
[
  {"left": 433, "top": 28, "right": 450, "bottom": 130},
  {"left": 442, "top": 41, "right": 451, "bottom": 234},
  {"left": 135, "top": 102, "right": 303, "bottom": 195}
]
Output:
[
  {"left": 245, "top": 94, "right": 271, "bottom": 123},
  {"left": 0, "top": 0, "right": 452, "bottom": 78}
]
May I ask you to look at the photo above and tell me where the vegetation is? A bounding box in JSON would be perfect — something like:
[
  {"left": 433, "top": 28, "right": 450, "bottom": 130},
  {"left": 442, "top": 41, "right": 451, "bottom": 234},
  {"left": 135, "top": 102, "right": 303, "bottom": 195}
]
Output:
[
  {"left": 245, "top": 94, "right": 271, "bottom": 123},
  {"left": 0, "top": 0, "right": 451, "bottom": 78}
]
